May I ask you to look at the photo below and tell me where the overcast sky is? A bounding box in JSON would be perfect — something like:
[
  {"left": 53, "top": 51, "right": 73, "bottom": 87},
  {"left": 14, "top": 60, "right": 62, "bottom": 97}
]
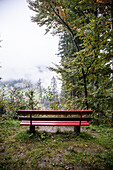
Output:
[{"left": 0, "top": 0, "right": 61, "bottom": 89}]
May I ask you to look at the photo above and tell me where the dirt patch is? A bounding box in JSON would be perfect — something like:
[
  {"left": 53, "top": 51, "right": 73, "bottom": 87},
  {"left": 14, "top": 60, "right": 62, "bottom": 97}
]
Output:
[
  {"left": 37, "top": 126, "right": 89, "bottom": 133},
  {"left": 38, "top": 126, "right": 74, "bottom": 132}
]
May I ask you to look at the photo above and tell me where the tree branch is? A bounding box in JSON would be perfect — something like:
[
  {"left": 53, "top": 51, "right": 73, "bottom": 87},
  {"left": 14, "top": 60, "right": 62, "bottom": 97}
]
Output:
[{"left": 49, "top": 2, "right": 80, "bottom": 52}]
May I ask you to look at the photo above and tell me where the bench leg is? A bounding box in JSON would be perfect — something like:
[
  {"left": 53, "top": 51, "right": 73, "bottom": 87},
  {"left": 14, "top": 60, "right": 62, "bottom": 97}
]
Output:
[
  {"left": 74, "top": 126, "right": 80, "bottom": 135},
  {"left": 30, "top": 126, "right": 35, "bottom": 134}
]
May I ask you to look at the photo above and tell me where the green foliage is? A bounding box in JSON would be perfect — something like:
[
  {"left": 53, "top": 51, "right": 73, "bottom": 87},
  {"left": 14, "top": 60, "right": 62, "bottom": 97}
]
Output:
[
  {"left": 0, "top": 85, "right": 7, "bottom": 114},
  {"left": 0, "top": 84, "right": 41, "bottom": 118},
  {"left": 43, "top": 86, "right": 61, "bottom": 110},
  {"left": 36, "top": 78, "right": 43, "bottom": 103},
  {"left": 7, "top": 87, "right": 26, "bottom": 118},
  {"left": 0, "top": 86, "right": 26, "bottom": 118},
  {"left": 25, "top": 85, "right": 41, "bottom": 110},
  {"left": 0, "top": 77, "right": 61, "bottom": 118},
  {"left": 15, "top": 131, "right": 30, "bottom": 141},
  {"left": 44, "top": 0, "right": 113, "bottom": 124},
  {"left": 0, "top": 39, "right": 2, "bottom": 80}
]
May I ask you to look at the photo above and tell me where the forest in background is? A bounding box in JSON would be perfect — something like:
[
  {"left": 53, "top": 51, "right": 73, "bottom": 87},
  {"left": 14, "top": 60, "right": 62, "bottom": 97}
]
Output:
[
  {"left": 0, "top": 77, "right": 61, "bottom": 116},
  {"left": 0, "top": 0, "right": 113, "bottom": 126}
]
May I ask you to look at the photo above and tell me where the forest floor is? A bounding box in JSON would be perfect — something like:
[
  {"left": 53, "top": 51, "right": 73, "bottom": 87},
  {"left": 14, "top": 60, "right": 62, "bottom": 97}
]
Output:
[{"left": 0, "top": 117, "right": 113, "bottom": 170}]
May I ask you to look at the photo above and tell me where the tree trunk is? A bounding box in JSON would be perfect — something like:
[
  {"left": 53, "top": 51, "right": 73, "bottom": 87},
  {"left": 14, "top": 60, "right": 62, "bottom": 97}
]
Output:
[
  {"left": 82, "top": 68, "right": 88, "bottom": 110},
  {"left": 110, "top": 0, "right": 113, "bottom": 126}
]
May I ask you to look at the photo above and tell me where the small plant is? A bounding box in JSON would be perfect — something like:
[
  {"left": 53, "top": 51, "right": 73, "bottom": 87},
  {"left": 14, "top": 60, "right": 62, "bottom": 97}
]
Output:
[
  {"left": 37, "top": 132, "right": 47, "bottom": 141},
  {"left": 0, "top": 85, "right": 26, "bottom": 118},
  {"left": 26, "top": 84, "right": 41, "bottom": 110},
  {"left": 43, "top": 86, "right": 61, "bottom": 110},
  {"left": 15, "top": 131, "right": 29, "bottom": 141}
]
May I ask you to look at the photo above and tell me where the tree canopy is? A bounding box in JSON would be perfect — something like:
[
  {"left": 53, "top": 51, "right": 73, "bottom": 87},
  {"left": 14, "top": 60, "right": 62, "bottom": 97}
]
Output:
[{"left": 28, "top": 0, "right": 113, "bottom": 124}]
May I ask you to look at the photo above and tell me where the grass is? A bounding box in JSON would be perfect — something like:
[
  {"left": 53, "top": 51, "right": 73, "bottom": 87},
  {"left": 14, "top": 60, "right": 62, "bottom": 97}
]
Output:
[{"left": 0, "top": 118, "right": 113, "bottom": 170}]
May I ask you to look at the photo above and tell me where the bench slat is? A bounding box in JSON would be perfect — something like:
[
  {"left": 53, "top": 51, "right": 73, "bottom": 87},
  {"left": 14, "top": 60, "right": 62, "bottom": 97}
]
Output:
[
  {"left": 19, "top": 116, "right": 91, "bottom": 121},
  {"left": 18, "top": 110, "right": 92, "bottom": 115},
  {"left": 20, "top": 120, "right": 89, "bottom": 126}
]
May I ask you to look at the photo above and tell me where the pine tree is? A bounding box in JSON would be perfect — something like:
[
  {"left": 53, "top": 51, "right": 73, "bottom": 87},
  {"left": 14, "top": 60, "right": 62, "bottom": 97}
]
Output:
[
  {"left": 50, "top": 76, "right": 59, "bottom": 109},
  {"left": 36, "top": 79, "right": 43, "bottom": 104}
]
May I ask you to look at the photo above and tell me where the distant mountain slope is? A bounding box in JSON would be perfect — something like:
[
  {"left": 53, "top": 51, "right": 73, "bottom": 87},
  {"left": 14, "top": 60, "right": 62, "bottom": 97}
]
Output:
[{"left": 0, "top": 79, "right": 31, "bottom": 90}]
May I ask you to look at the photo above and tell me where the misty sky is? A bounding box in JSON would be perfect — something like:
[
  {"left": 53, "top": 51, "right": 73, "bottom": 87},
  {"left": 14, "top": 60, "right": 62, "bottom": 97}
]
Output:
[{"left": 0, "top": 0, "right": 60, "bottom": 89}]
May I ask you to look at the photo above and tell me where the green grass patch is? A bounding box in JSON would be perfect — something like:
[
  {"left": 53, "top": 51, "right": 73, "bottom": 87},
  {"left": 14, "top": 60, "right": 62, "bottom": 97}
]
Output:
[{"left": 0, "top": 119, "right": 113, "bottom": 169}]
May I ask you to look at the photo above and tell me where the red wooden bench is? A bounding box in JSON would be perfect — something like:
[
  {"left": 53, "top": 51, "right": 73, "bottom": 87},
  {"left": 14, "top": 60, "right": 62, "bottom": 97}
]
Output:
[{"left": 18, "top": 110, "right": 92, "bottom": 134}]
